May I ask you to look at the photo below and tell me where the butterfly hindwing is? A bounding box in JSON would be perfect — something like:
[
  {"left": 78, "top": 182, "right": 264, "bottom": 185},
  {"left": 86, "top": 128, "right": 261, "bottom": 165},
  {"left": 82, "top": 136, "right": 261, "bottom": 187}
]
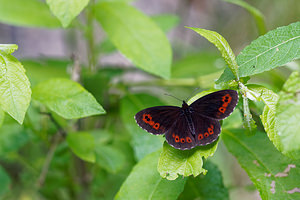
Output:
[
  {"left": 165, "top": 115, "right": 197, "bottom": 150},
  {"left": 190, "top": 90, "right": 238, "bottom": 120},
  {"left": 134, "top": 106, "right": 180, "bottom": 135},
  {"left": 192, "top": 113, "right": 221, "bottom": 146}
]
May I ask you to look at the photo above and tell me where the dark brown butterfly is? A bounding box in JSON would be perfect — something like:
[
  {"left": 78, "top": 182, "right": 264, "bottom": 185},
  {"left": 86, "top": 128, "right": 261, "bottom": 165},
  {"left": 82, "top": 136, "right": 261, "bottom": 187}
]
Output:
[{"left": 134, "top": 90, "right": 238, "bottom": 150}]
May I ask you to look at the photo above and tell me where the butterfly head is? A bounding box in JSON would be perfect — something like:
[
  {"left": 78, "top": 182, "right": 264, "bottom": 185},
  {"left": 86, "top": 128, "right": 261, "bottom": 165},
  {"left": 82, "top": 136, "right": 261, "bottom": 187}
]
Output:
[{"left": 182, "top": 101, "right": 189, "bottom": 109}]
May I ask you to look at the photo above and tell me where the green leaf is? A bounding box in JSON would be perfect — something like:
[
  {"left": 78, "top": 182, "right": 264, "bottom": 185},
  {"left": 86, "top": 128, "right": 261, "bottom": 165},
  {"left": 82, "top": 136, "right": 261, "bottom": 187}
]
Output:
[
  {"left": 0, "top": 44, "right": 18, "bottom": 54},
  {"left": 0, "top": 166, "right": 11, "bottom": 197},
  {"left": 186, "top": 27, "right": 239, "bottom": 80},
  {"left": 151, "top": 14, "right": 180, "bottom": 33},
  {"left": 0, "top": 108, "right": 4, "bottom": 128},
  {"left": 178, "top": 161, "right": 229, "bottom": 200},
  {"left": 115, "top": 150, "right": 187, "bottom": 200},
  {"left": 67, "top": 132, "right": 96, "bottom": 163},
  {"left": 224, "top": 0, "right": 266, "bottom": 35},
  {"left": 95, "top": 145, "right": 126, "bottom": 173},
  {"left": 171, "top": 52, "right": 225, "bottom": 79},
  {"left": 0, "top": 0, "right": 60, "bottom": 28},
  {"left": 120, "top": 94, "right": 164, "bottom": 160},
  {"left": 95, "top": 2, "right": 172, "bottom": 79},
  {"left": 275, "top": 72, "right": 300, "bottom": 159},
  {"left": 32, "top": 78, "right": 105, "bottom": 119},
  {"left": 223, "top": 129, "right": 300, "bottom": 200},
  {"left": 46, "top": 0, "right": 89, "bottom": 27},
  {"left": 0, "top": 48, "right": 31, "bottom": 124},
  {"left": 218, "top": 22, "right": 300, "bottom": 83},
  {"left": 157, "top": 141, "right": 219, "bottom": 180}
]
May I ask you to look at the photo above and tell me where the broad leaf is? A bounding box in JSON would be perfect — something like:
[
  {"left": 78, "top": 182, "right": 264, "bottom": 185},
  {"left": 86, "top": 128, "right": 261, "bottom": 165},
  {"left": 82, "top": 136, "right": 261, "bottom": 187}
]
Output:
[
  {"left": 275, "top": 72, "right": 300, "bottom": 159},
  {"left": 115, "top": 150, "right": 186, "bottom": 200},
  {"left": 67, "top": 132, "right": 95, "bottom": 163},
  {"left": 0, "top": 44, "right": 18, "bottom": 54},
  {"left": 151, "top": 14, "right": 180, "bottom": 33},
  {"left": 0, "top": 0, "right": 60, "bottom": 28},
  {"left": 95, "top": 2, "right": 172, "bottom": 79},
  {"left": 46, "top": 0, "right": 89, "bottom": 27},
  {"left": 0, "top": 47, "right": 31, "bottom": 124},
  {"left": 178, "top": 161, "right": 229, "bottom": 200},
  {"left": 157, "top": 141, "right": 218, "bottom": 180},
  {"left": 224, "top": 0, "right": 266, "bottom": 35},
  {"left": 120, "top": 94, "right": 164, "bottom": 160},
  {"left": 0, "top": 108, "right": 4, "bottom": 128},
  {"left": 218, "top": 22, "right": 300, "bottom": 83},
  {"left": 32, "top": 78, "right": 105, "bottom": 119},
  {"left": 186, "top": 27, "right": 239, "bottom": 80},
  {"left": 95, "top": 145, "right": 126, "bottom": 173},
  {"left": 223, "top": 129, "right": 300, "bottom": 200},
  {"left": 0, "top": 166, "right": 11, "bottom": 197}
]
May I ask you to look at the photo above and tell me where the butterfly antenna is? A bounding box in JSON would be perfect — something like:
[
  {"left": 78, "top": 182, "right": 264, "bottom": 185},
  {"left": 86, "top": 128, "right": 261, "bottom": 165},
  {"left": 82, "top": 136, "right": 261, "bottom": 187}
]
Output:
[
  {"left": 185, "top": 87, "right": 200, "bottom": 102},
  {"left": 164, "top": 93, "right": 182, "bottom": 102}
]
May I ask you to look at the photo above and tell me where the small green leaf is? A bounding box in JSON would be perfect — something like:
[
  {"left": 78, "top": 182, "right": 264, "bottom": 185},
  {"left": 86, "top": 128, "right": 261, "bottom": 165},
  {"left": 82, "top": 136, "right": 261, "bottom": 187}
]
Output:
[
  {"left": 115, "top": 150, "right": 187, "bottom": 200},
  {"left": 275, "top": 72, "right": 300, "bottom": 159},
  {"left": 95, "top": 145, "right": 126, "bottom": 173},
  {"left": 179, "top": 161, "right": 229, "bottom": 200},
  {"left": 67, "top": 132, "right": 96, "bottom": 163},
  {"left": 151, "top": 14, "right": 180, "bottom": 33},
  {"left": 0, "top": 48, "right": 31, "bottom": 124},
  {"left": 0, "top": 166, "right": 11, "bottom": 196},
  {"left": 95, "top": 2, "right": 172, "bottom": 79},
  {"left": 46, "top": 0, "right": 89, "bottom": 27},
  {"left": 223, "top": 129, "right": 300, "bottom": 200},
  {"left": 218, "top": 22, "right": 300, "bottom": 83},
  {"left": 224, "top": 0, "right": 266, "bottom": 35},
  {"left": 0, "top": 0, "right": 60, "bottom": 28},
  {"left": 32, "top": 78, "right": 105, "bottom": 119},
  {"left": 120, "top": 94, "right": 164, "bottom": 160},
  {"left": 157, "top": 141, "right": 219, "bottom": 180},
  {"left": 0, "top": 44, "right": 18, "bottom": 54},
  {"left": 186, "top": 27, "right": 239, "bottom": 80}
]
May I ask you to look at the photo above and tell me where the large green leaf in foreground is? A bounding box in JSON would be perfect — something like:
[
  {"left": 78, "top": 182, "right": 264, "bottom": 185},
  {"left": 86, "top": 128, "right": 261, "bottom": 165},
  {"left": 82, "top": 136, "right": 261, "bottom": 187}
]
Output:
[
  {"left": 218, "top": 22, "right": 300, "bottom": 83},
  {"left": 95, "top": 2, "right": 172, "bottom": 79},
  {"left": 115, "top": 150, "right": 186, "bottom": 200},
  {"left": 223, "top": 129, "right": 300, "bottom": 200},
  {"left": 32, "top": 78, "right": 105, "bottom": 119},
  {"left": 0, "top": 45, "right": 31, "bottom": 124}
]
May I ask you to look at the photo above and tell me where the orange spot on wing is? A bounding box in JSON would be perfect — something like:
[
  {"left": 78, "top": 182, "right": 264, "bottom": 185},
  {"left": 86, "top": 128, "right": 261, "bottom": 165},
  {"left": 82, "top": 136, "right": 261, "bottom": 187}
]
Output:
[
  {"left": 142, "top": 114, "right": 152, "bottom": 124},
  {"left": 219, "top": 107, "right": 226, "bottom": 113},
  {"left": 222, "top": 94, "right": 232, "bottom": 103},
  {"left": 208, "top": 125, "right": 214, "bottom": 135},
  {"left": 175, "top": 135, "right": 180, "bottom": 143},
  {"left": 149, "top": 121, "right": 154, "bottom": 126},
  {"left": 153, "top": 123, "right": 160, "bottom": 130},
  {"left": 186, "top": 137, "right": 192, "bottom": 143},
  {"left": 198, "top": 134, "right": 203, "bottom": 140},
  {"left": 222, "top": 102, "right": 229, "bottom": 107},
  {"left": 204, "top": 132, "right": 209, "bottom": 137},
  {"left": 180, "top": 138, "right": 185, "bottom": 143},
  {"left": 172, "top": 133, "right": 175, "bottom": 138}
]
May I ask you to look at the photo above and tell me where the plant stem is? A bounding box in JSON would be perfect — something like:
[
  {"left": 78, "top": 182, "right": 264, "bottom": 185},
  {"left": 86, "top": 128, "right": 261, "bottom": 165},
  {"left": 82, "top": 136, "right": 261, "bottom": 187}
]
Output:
[{"left": 86, "top": 0, "right": 97, "bottom": 72}]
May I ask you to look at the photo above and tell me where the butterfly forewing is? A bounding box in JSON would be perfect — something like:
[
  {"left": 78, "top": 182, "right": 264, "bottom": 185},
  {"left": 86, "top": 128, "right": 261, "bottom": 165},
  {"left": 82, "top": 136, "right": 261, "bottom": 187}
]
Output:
[
  {"left": 134, "top": 106, "right": 180, "bottom": 135},
  {"left": 190, "top": 90, "right": 238, "bottom": 120}
]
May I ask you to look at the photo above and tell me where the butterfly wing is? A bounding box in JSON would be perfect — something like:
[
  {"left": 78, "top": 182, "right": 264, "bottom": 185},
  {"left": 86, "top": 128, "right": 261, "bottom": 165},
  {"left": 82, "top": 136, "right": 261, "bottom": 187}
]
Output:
[
  {"left": 192, "top": 113, "right": 221, "bottom": 146},
  {"left": 190, "top": 90, "right": 238, "bottom": 120},
  {"left": 135, "top": 106, "right": 180, "bottom": 135},
  {"left": 165, "top": 114, "right": 197, "bottom": 150}
]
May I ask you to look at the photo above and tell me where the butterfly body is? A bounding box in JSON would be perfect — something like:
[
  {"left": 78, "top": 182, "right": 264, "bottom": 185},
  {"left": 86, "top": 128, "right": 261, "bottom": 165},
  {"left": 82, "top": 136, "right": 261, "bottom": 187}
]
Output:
[{"left": 135, "top": 90, "right": 238, "bottom": 150}]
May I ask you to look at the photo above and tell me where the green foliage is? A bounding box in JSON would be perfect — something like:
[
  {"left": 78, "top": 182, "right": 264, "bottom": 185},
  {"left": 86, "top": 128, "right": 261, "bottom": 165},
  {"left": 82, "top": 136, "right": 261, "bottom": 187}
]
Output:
[
  {"left": 187, "top": 27, "right": 239, "bottom": 80},
  {"left": 0, "top": 45, "right": 31, "bottom": 124},
  {"left": 158, "top": 141, "right": 218, "bottom": 180},
  {"left": 218, "top": 22, "right": 300, "bottom": 83},
  {"left": 178, "top": 161, "right": 229, "bottom": 200},
  {"left": 0, "top": 0, "right": 60, "bottom": 28},
  {"left": 67, "top": 132, "right": 96, "bottom": 163},
  {"left": 116, "top": 150, "right": 187, "bottom": 200},
  {"left": 95, "top": 2, "right": 172, "bottom": 79},
  {"left": 0, "top": 166, "right": 11, "bottom": 197},
  {"left": 46, "top": 0, "right": 89, "bottom": 27},
  {"left": 223, "top": 129, "right": 300, "bottom": 200},
  {"left": 32, "top": 78, "right": 105, "bottom": 119}
]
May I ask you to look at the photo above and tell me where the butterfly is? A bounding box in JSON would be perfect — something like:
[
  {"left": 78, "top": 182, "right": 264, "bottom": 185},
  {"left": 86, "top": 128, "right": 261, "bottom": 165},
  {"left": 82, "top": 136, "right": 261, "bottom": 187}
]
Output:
[{"left": 134, "top": 90, "right": 238, "bottom": 150}]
